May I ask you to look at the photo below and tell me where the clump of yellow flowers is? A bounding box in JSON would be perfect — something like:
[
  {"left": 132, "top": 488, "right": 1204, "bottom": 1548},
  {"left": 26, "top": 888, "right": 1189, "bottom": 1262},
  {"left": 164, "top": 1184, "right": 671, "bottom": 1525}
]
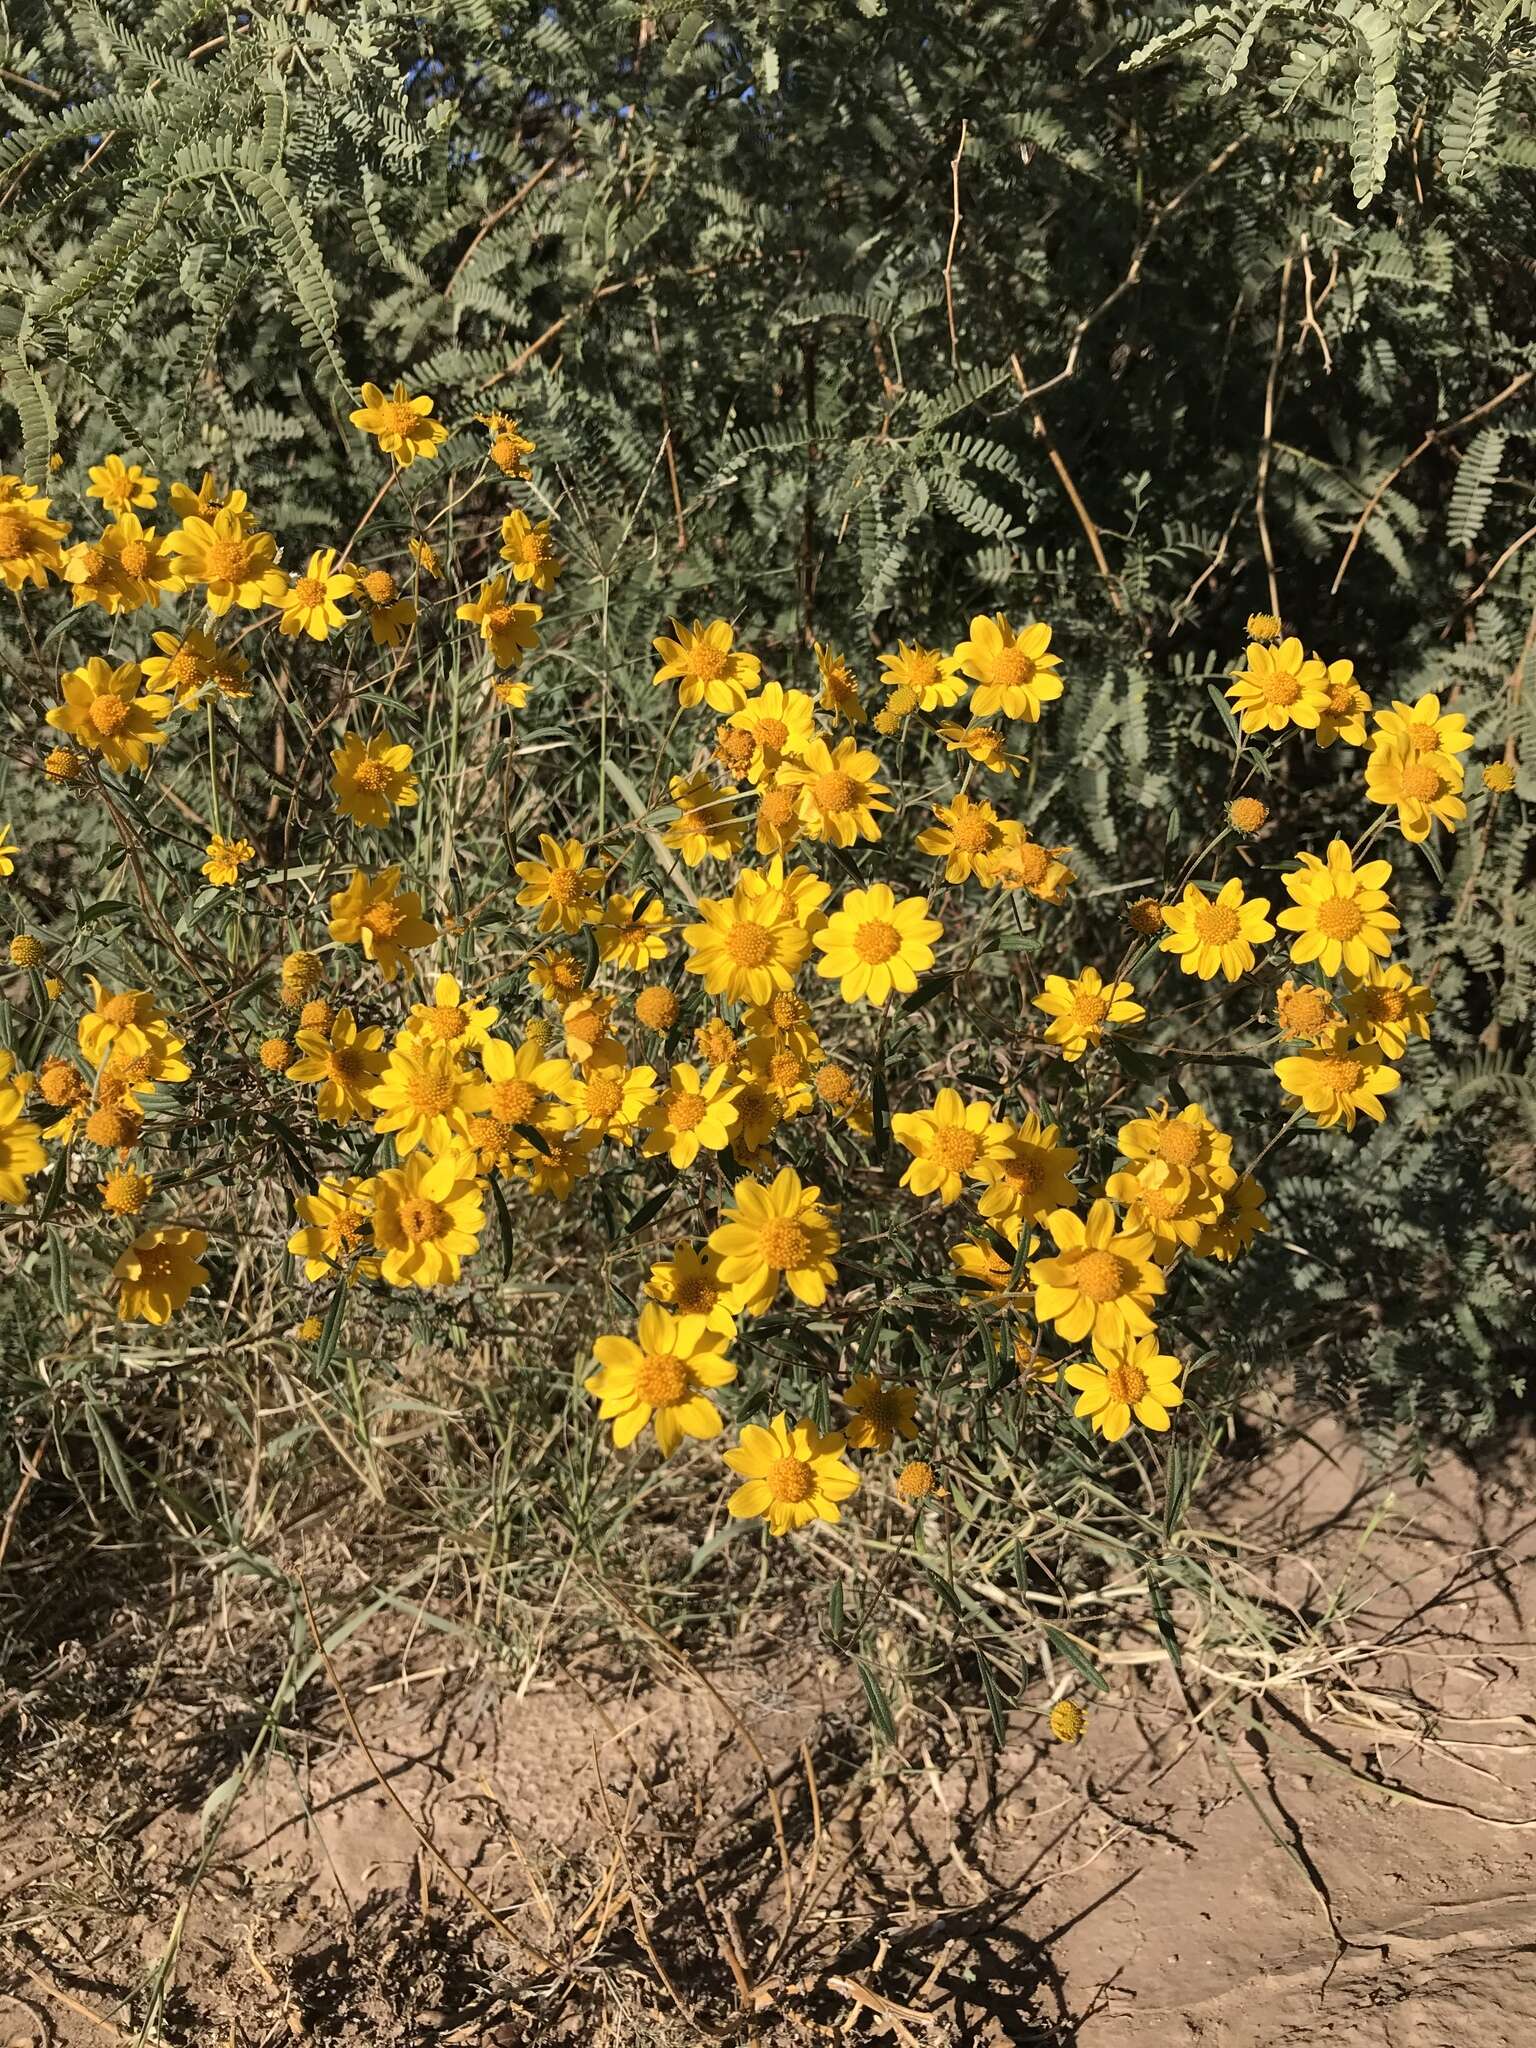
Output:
[{"left": 0, "top": 377, "right": 1504, "bottom": 1576}]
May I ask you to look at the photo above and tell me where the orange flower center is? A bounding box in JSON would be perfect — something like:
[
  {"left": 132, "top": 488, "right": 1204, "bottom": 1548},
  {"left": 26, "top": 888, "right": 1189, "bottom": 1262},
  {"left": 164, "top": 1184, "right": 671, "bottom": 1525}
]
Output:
[
  {"left": 852, "top": 918, "right": 900, "bottom": 964},
  {"left": 543, "top": 867, "right": 584, "bottom": 906},
  {"left": 1067, "top": 991, "right": 1108, "bottom": 1029},
  {"left": 768, "top": 1050, "right": 804, "bottom": 1092},
  {"left": 1074, "top": 1249, "right": 1129, "bottom": 1302},
  {"left": 1364, "top": 986, "right": 1406, "bottom": 1022},
  {"left": 1012, "top": 841, "right": 1050, "bottom": 885},
  {"left": 326, "top": 1046, "right": 366, "bottom": 1086},
  {"left": 990, "top": 646, "right": 1036, "bottom": 692},
  {"left": 294, "top": 576, "right": 329, "bottom": 609},
  {"left": 897, "top": 1460, "right": 936, "bottom": 1500},
  {"left": 362, "top": 569, "right": 396, "bottom": 604},
  {"left": 725, "top": 922, "right": 774, "bottom": 966},
  {"left": 1136, "top": 1183, "right": 1182, "bottom": 1221},
  {"left": 1398, "top": 758, "right": 1443, "bottom": 800},
  {"left": 685, "top": 640, "right": 727, "bottom": 684},
  {"left": 929, "top": 1125, "right": 981, "bottom": 1173},
  {"left": 946, "top": 808, "right": 994, "bottom": 853},
  {"left": 585, "top": 1073, "right": 623, "bottom": 1119},
  {"left": 1229, "top": 797, "right": 1268, "bottom": 831},
  {"left": 1316, "top": 1053, "right": 1363, "bottom": 1094},
  {"left": 407, "top": 1071, "right": 455, "bottom": 1116},
  {"left": 666, "top": 1090, "right": 708, "bottom": 1131},
  {"left": 753, "top": 716, "right": 788, "bottom": 752},
  {"left": 324, "top": 1210, "right": 367, "bottom": 1254},
  {"left": 117, "top": 539, "right": 151, "bottom": 578},
  {"left": 812, "top": 769, "right": 859, "bottom": 814},
  {"left": 635, "top": 1352, "right": 688, "bottom": 1406},
  {"left": 1257, "top": 667, "right": 1299, "bottom": 706},
  {"left": 758, "top": 1216, "right": 811, "bottom": 1269},
  {"left": 0, "top": 513, "right": 24, "bottom": 557},
  {"left": 490, "top": 1078, "right": 539, "bottom": 1125},
  {"left": 363, "top": 900, "right": 405, "bottom": 940},
  {"left": 165, "top": 646, "right": 202, "bottom": 690},
  {"left": 859, "top": 1386, "right": 903, "bottom": 1429},
  {"left": 1103, "top": 1362, "right": 1149, "bottom": 1405},
  {"left": 815, "top": 1063, "right": 853, "bottom": 1104},
  {"left": 396, "top": 1194, "right": 448, "bottom": 1243},
  {"left": 906, "top": 653, "right": 941, "bottom": 693},
  {"left": 418, "top": 1006, "right": 465, "bottom": 1042},
  {"left": 766, "top": 1454, "right": 814, "bottom": 1503},
  {"left": 1324, "top": 680, "right": 1355, "bottom": 716},
  {"left": 352, "top": 758, "right": 393, "bottom": 793},
  {"left": 205, "top": 536, "right": 252, "bottom": 582},
  {"left": 1408, "top": 723, "right": 1440, "bottom": 754},
  {"left": 1153, "top": 1121, "right": 1201, "bottom": 1167},
  {"left": 1280, "top": 988, "right": 1332, "bottom": 1035},
  {"left": 89, "top": 694, "right": 132, "bottom": 735},
  {"left": 1006, "top": 1151, "right": 1044, "bottom": 1195},
  {"left": 101, "top": 993, "right": 140, "bottom": 1027},
  {"left": 1192, "top": 899, "right": 1240, "bottom": 944},
  {"left": 386, "top": 400, "right": 420, "bottom": 438},
  {"left": 673, "top": 1273, "right": 718, "bottom": 1314},
  {"left": 1315, "top": 898, "right": 1364, "bottom": 940}
]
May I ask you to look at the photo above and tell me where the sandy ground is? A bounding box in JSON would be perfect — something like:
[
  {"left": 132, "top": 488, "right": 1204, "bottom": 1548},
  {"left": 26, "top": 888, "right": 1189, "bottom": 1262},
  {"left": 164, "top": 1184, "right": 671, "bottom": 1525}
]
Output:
[{"left": 4, "top": 1415, "right": 1536, "bottom": 2047}]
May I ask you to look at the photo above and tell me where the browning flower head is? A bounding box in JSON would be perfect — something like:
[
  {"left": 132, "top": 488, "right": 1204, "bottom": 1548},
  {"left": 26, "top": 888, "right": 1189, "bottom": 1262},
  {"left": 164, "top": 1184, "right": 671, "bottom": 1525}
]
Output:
[
  {"left": 1227, "top": 796, "right": 1268, "bottom": 834},
  {"left": 1125, "top": 896, "right": 1165, "bottom": 937},
  {"left": 259, "top": 1035, "right": 292, "bottom": 1072},
  {"left": 897, "top": 1460, "right": 939, "bottom": 1502},
  {"left": 635, "top": 985, "right": 680, "bottom": 1032},
  {"left": 8, "top": 934, "right": 43, "bottom": 968},
  {"left": 44, "top": 746, "right": 82, "bottom": 783}
]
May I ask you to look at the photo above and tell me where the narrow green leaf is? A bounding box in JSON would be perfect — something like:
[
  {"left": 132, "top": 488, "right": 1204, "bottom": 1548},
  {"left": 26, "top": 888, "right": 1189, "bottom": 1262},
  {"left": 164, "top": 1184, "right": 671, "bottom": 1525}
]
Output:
[
  {"left": 1043, "top": 1624, "right": 1110, "bottom": 1693},
  {"left": 857, "top": 1657, "right": 897, "bottom": 1742}
]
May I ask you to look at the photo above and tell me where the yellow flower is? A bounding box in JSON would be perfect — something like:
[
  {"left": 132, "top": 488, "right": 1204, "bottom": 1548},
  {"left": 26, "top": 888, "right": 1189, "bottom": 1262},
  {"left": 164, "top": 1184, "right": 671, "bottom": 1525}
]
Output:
[
  {"left": 1312, "top": 658, "right": 1372, "bottom": 748},
  {"left": 528, "top": 949, "right": 587, "bottom": 1005},
  {"left": 350, "top": 379, "right": 449, "bottom": 465},
  {"left": 709, "top": 1165, "right": 840, "bottom": 1315},
  {"left": 1103, "top": 1158, "right": 1225, "bottom": 1262},
  {"left": 842, "top": 1373, "right": 920, "bottom": 1450},
  {"left": 725, "top": 1413, "right": 859, "bottom": 1535},
  {"left": 456, "top": 575, "right": 543, "bottom": 668},
  {"left": 780, "top": 736, "right": 891, "bottom": 846},
  {"left": 165, "top": 508, "right": 288, "bottom": 613},
  {"left": 286, "top": 1007, "right": 388, "bottom": 1124},
  {"left": 46, "top": 657, "right": 172, "bottom": 774},
  {"left": 328, "top": 866, "right": 437, "bottom": 981},
  {"left": 113, "top": 1225, "right": 209, "bottom": 1323},
  {"left": 0, "top": 822, "right": 18, "bottom": 877},
  {"left": 1275, "top": 839, "right": 1398, "bottom": 978},
  {"left": 476, "top": 411, "right": 535, "bottom": 477},
  {"left": 652, "top": 617, "right": 762, "bottom": 712},
  {"left": 897, "top": 1459, "right": 944, "bottom": 1502},
  {"left": 815, "top": 641, "right": 865, "bottom": 724},
  {"left": 0, "top": 478, "right": 68, "bottom": 589},
  {"left": 0, "top": 1081, "right": 46, "bottom": 1204},
  {"left": 1245, "top": 612, "right": 1282, "bottom": 641},
  {"left": 401, "top": 971, "right": 499, "bottom": 1053},
  {"left": 952, "top": 615, "right": 1063, "bottom": 721},
  {"left": 1273, "top": 1034, "right": 1401, "bottom": 1129},
  {"left": 1033, "top": 968, "right": 1144, "bottom": 1062},
  {"left": 86, "top": 454, "right": 158, "bottom": 513},
  {"left": 725, "top": 682, "right": 817, "bottom": 785},
  {"left": 1050, "top": 1699, "right": 1087, "bottom": 1743},
  {"left": 557, "top": 1047, "right": 659, "bottom": 1141},
  {"left": 63, "top": 514, "right": 180, "bottom": 614},
  {"left": 639, "top": 1060, "right": 741, "bottom": 1168},
  {"left": 1483, "top": 759, "right": 1516, "bottom": 793},
  {"left": 597, "top": 888, "right": 672, "bottom": 971},
  {"left": 274, "top": 547, "right": 354, "bottom": 640},
  {"left": 1365, "top": 741, "right": 1467, "bottom": 842},
  {"left": 331, "top": 730, "right": 419, "bottom": 827},
  {"left": 287, "top": 1176, "right": 380, "bottom": 1282},
  {"left": 985, "top": 827, "right": 1075, "bottom": 902},
  {"left": 892, "top": 1087, "right": 1011, "bottom": 1205},
  {"left": 511, "top": 1122, "right": 599, "bottom": 1199},
  {"left": 1196, "top": 1171, "right": 1270, "bottom": 1261},
  {"left": 1371, "top": 692, "right": 1474, "bottom": 768},
  {"left": 1067, "top": 1333, "right": 1184, "bottom": 1441},
  {"left": 1227, "top": 795, "right": 1268, "bottom": 834},
  {"left": 1158, "top": 877, "right": 1274, "bottom": 982},
  {"left": 646, "top": 1241, "right": 738, "bottom": 1340},
  {"left": 634, "top": 984, "right": 681, "bottom": 1033},
  {"left": 1225, "top": 637, "right": 1328, "bottom": 735},
  {"left": 877, "top": 640, "right": 968, "bottom": 712},
  {"left": 408, "top": 534, "right": 445, "bottom": 578},
  {"left": 1342, "top": 960, "right": 1434, "bottom": 1058},
  {"left": 916, "top": 792, "right": 1004, "bottom": 883},
  {"left": 812, "top": 883, "right": 942, "bottom": 1007},
  {"left": 663, "top": 771, "right": 747, "bottom": 866},
  {"left": 370, "top": 1038, "right": 490, "bottom": 1156},
  {"left": 977, "top": 1113, "right": 1080, "bottom": 1223},
  {"left": 1116, "top": 1102, "right": 1232, "bottom": 1179},
  {"left": 478, "top": 1030, "right": 574, "bottom": 1144},
  {"left": 514, "top": 835, "right": 605, "bottom": 934},
  {"left": 1030, "top": 1199, "right": 1165, "bottom": 1349},
  {"left": 141, "top": 627, "right": 249, "bottom": 706},
  {"left": 43, "top": 747, "right": 81, "bottom": 783},
  {"left": 1274, "top": 978, "right": 1342, "bottom": 1044},
  {"left": 9, "top": 934, "right": 43, "bottom": 968},
  {"left": 99, "top": 1166, "right": 153, "bottom": 1216},
  {"left": 499, "top": 508, "right": 563, "bottom": 592},
  {"left": 683, "top": 880, "right": 812, "bottom": 1006},
  {"left": 167, "top": 471, "right": 243, "bottom": 520},
  {"left": 585, "top": 1303, "right": 736, "bottom": 1454},
  {"left": 950, "top": 1215, "right": 1032, "bottom": 1299},
  {"left": 752, "top": 779, "right": 805, "bottom": 858},
  {"left": 369, "top": 1148, "right": 484, "bottom": 1287},
  {"left": 78, "top": 978, "right": 168, "bottom": 1066},
  {"left": 201, "top": 834, "right": 255, "bottom": 887}
]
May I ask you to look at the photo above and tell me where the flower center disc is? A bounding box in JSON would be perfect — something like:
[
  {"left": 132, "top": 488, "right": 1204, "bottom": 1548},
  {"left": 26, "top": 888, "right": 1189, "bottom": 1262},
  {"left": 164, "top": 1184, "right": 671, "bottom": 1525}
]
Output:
[
  {"left": 852, "top": 919, "right": 900, "bottom": 964},
  {"left": 89, "top": 695, "right": 131, "bottom": 735},
  {"left": 1075, "top": 1249, "right": 1128, "bottom": 1302},
  {"left": 930, "top": 1126, "right": 981, "bottom": 1172},
  {"left": 767, "top": 1455, "right": 815, "bottom": 1503},
  {"left": 667, "top": 1091, "right": 708, "bottom": 1131},
  {"left": 397, "top": 1195, "right": 447, "bottom": 1243},
  {"left": 635, "top": 1352, "right": 688, "bottom": 1405},
  {"left": 687, "top": 641, "right": 727, "bottom": 684},
  {"left": 725, "top": 923, "right": 773, "bottom": 966},
  {"left": 758, "top": 1217, "right": 810, "bottom": 1269},
  {"left": 991, "top": 646, "right": 1035, "bottom": 692},
  {"left": 1193, "top": 901, "right": 1240, "bottom": 944},
  {"left": 812, "top": 770, "right": 858, "bottom": 814},
  {"left": 1315, "top": 898, "right": 1364, "bottom": 940},
  {"left": 1104, "top": 1363, "right": 1149, "bottom": 1405}
]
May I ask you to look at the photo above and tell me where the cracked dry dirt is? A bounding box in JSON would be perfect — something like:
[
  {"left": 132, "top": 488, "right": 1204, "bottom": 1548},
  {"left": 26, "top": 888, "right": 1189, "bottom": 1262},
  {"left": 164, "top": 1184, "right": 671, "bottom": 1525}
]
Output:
[{"left": 4, "top": 1415, "right": 1536, "bottom": 2046}]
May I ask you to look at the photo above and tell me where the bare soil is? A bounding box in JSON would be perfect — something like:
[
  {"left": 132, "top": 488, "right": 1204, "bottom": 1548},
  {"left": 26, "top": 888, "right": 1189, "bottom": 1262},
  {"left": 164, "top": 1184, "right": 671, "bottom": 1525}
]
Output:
[{"left": 4, "top": 1415, "right": 1536, "bottom": 2047}]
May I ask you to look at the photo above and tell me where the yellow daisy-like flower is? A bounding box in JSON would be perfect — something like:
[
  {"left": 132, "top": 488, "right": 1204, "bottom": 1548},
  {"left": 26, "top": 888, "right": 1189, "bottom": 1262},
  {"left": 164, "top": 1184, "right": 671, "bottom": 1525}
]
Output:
[
  {"left": 646, "top": 1241, "right": 738, "bottom": 1340},
  {"left": 892, "top": 1087, "right": 1012, "bottom": 1206},
  {"left": 0, "top": 1082, "right": 46, "bottom": 1205},
  {"left": 1365, "top": 742, "right": 1467, "bottom": 843},
  {"left": 46, "top": 657, "right": 171, "bottom": 774},
  {"left": 597, "top": 888, "right": 672, "bottom": 970},
  {"left": 287, "top": 1176, "right": 380, "bottom": 1283},
  {"left": 663, "top": 771, "right": 747, "bottom": 867},
  {"left": 1341, "top": 960, "right": 1434, "bottom": 1059},
  {"left": 350, "top": 379, "right": 449, "bottom": 466},
  {"left": 1274, "top": 978, "right": 1343, "bottom": 1044},
  {"left": 1482, "top": 759, "right": 1516, "bottom": 793},
  {"left": 1370, "top": 692, "right": 1474, "bottom": 768},
  {"left": 141, "top": 627, "right": 249, "bottom": 706},
  {"left": 1245, "top": 611, "right": 1282, "bottom": 642},
  {"left": 815, "top": 641, "right": 865, "bottom": 724},
  {"left": 0, "top": 477, "right": 68, "bottom": 589},
  {"left": 916, "top": 791, "right": 1004, "bottom": 883},
  {"left": 1195, "top": 1170, "right": 1270, "bottom": 1261},
  {"left": 86, "top": 454, "right": 158, "bottom": 513},
  {"left": 1225, "top": 637, "right": 1328, "bottom": 735},
  {"left": 781, "top": 736, "right": 891, "bottom": 846},
  {"left": 936, "top": 721, "right": 1024, "bottom": 777},
  {"left": 477, "top": 411, "right": 536, "bottom": 477},
  {"left": 709, "top": 1165, "right": 840, "bottom": 1315},
  {"left": 561, "top": 992, "right": 619, "bottom": 1065},
  {"left": 513, "top": 835, "right": 605, "bottom": 935},
  {"left": 1050, "top": 1699, "right": 1087, "bottom": 1743},
  {"left": 1102, "top": 1158, "right": 1224, "bottom": 1263},
  {"left": 0, "top": 822, "right": 19, "bottom": 880},
  {"left": 1116, "top": 1102, "right": 1232, "bottom": 1179},
  {"left": 165, "top": 508, "right": 288, "bottom": 613},
  {"left": 842, "top": 1373, "right": 920, "bottom": 1450},
  {"left": 1033, "top": 967, "right": 1144, "bottom": 1062},
  {"left": 1158, "top": 877, "right": 1274, "bottom": 982},
  {"left": 950, "top": 1214, "right": 1032, "bottom": 1300},
  {"left": 274, "top": 547, "right": 354, "bottom": 640},
  {"left": 652, "top": 617, "right": 762, "bottom": 712},
  {"left": 478, "top": 1030, "right": 574, "bottom": 1143},
  {"left": 78, "top": 978, "right": 168, "bottom": 1067},
  {"left": 1275, "top": 839, "right": 1398, "bottom": 978},
  {"left": 952, "top": 615, "right": 1063, "bottom": 722},
  {"left": 683, "top": 880, "right": 811, "bottom": 1006},
  {"left": 725, "top": 681, "right": 817, "bottom": 786},
  {"left": 1066, "top": 1333, "right": 1184, "bottom": 1442},
  {"left": 331, "top": 730, "right": 420, "bottom": 828},
  {"left": 370, "top": 1038, "right": 490, "bottom": 1156},
  {"left": 877, "top": 640, "right": 968, "bottom": 712},
  {"left": 1312, "top": 658, "right": 1372, "bottom": 749},
  {"left": 286, "top": 1007, "right": 387, "bottom": 1125},
  {"left": 347, "top": 566, "right": 419, "bottom": 647},
  {"left": 113, "top": 1226, "right": 209, "bottom": 1324},
  {"left": 977, "top": 1113, "right": 1080, "bottom": 1224},
  {"left": 557, "top": 1047, "right": 659, "bottom": 1141},
  {"left": 985, "top": 827, "right": 1075, "bottom": 902},
  {"left": 499, "top": 508, "right": 563, "bottom": 592},
  {"left": 639, "top": 1060, "right": 741, "bottom": 1169},
  {"left": 526, "top": 952, "right": 584, "bottom": 1008},
  {"left": 1030, "top": 1198, "right": 1165, "bottom": 1349},
  {"left": 401, "top": 972, "right": 499, "bottom": 1053},
  {"left": 328, "top": 866, "right": 438, "bottom": 981},
  {"left": 167, "top": 472, "right": 243, "bottom": 520},
  {"left": 368, "top": 1149, "right": 484, "bottom": 1288},
  {"left": 201, "top": 834, "right": 255, "bottom": 887},
  {"left": 585, "top": 1303, "right": 736, "bottom": 1454},
  {"left": 812, "top": 883, "right": 942, "bottom": 1007},
  {"left": 1273, "top": 1034, "right": 1401, "bottom": 1130},
  {"left": 456, "top": 575, "right": 543, "bottom": 669},
  {"left": 511, "top": 1120, "right": 599, "bottom": 1199},
  {"left": 64, "top": 514, "right": 181, "bottom": 614},
  {"left": 99, "top": 1166, "right": 153, "bottom": 1217},
  {"left": 725, "top": 1412, "right": 859, "bottom": 1535},
  {"left": 752, "top": 778, "right": 805, "bottom": 858}
]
